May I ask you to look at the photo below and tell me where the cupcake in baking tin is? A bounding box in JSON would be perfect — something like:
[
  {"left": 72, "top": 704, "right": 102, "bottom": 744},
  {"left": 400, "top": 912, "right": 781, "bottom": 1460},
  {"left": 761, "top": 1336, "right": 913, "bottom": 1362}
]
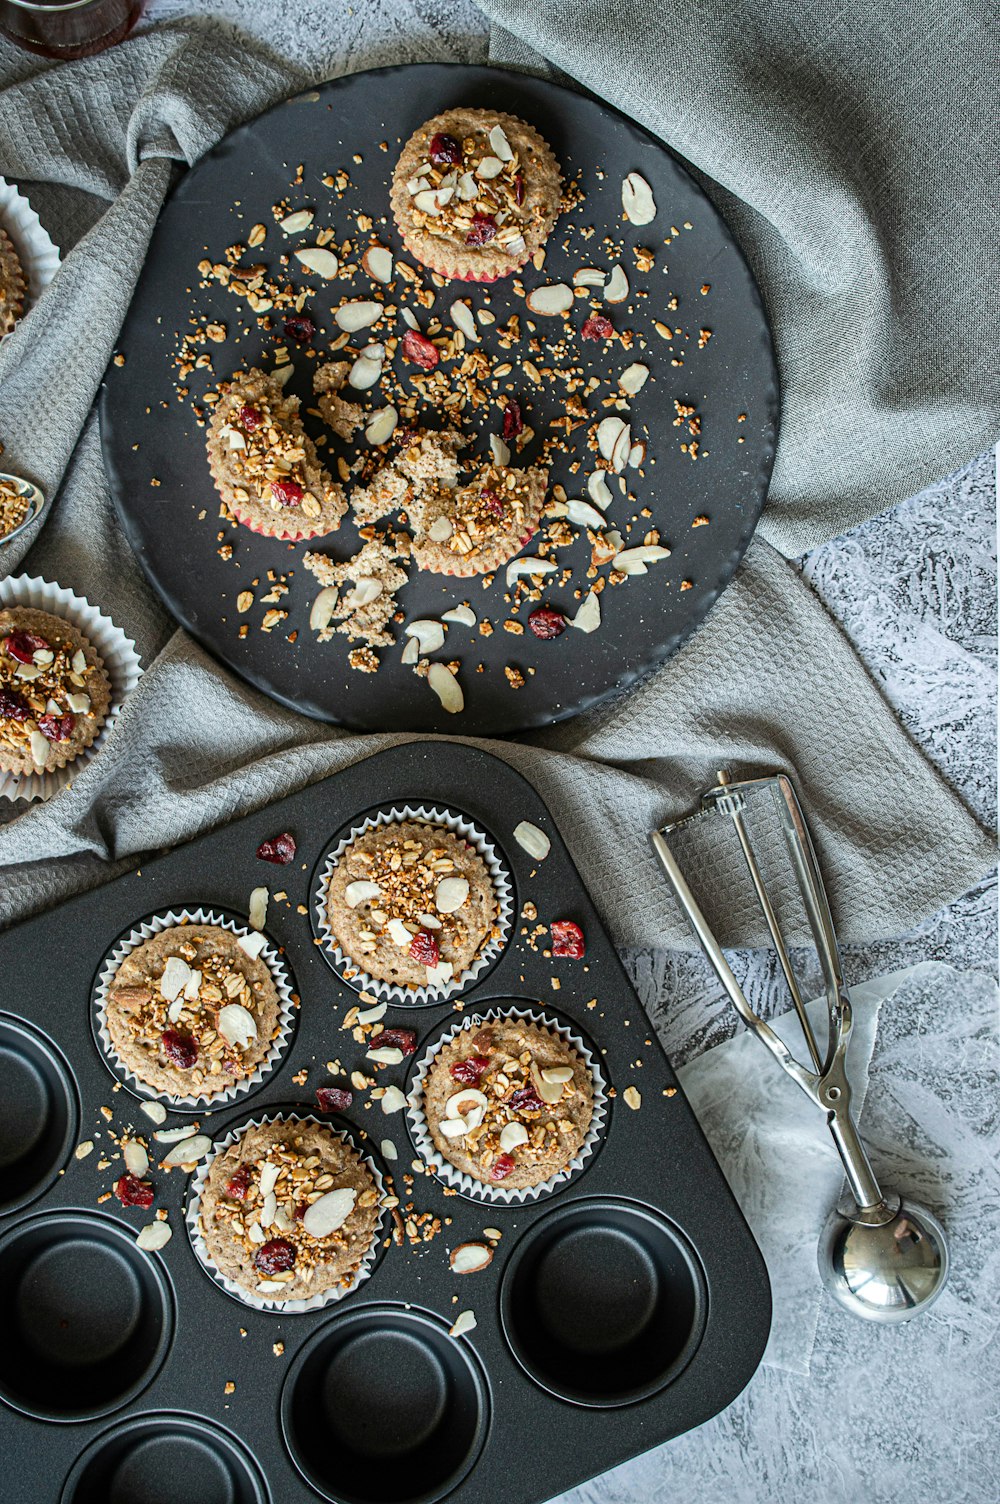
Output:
[
  {"left": 95, "top": 910, "right": 295, "bottom": 1108},
  {"left": 0, "top": 227, "right": 26, "bottom": 336},
  {"left": 0, "top": 605, "right": 112, "bottom": 777},
  {"left": 408, "top": 1007, "right": 608, "bottom": 1202},
  {"left": 315, "top": 805, "right": 513, "bottom": 1002},
  {"left": 193, "top": 1117, "right": 383, "bottom": 1308},
  {"left": 390, "top": 108, "right": 562, "bottom": 282}
]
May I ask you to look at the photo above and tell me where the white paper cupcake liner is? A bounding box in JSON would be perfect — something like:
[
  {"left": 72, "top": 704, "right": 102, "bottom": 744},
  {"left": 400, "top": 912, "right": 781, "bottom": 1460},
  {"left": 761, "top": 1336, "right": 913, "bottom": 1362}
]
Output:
[
  {"left": 313, "top": 805, "right": 513, "bottom": 1005},
  {"left": 0, "top": 574, "right": 142, "bottom": 803},
  {"left": 186, "top": 1112, "right": 386, "bottom": 1314},
  {"left": 0, "top": 177, "right": 60, "bottom": 340},
  {"left": 406, "top": 1006, "right": 608, "bottom": 1206},
  {"left": 93, "top": 907, "right": 297, "bottom": 1111}
]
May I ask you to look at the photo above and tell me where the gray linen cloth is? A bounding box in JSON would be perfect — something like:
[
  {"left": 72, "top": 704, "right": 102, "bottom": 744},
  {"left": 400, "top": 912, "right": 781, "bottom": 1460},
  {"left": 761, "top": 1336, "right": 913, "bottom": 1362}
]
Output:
[{"left": 0, "top": 18, "right": 994, "bottom": 947}]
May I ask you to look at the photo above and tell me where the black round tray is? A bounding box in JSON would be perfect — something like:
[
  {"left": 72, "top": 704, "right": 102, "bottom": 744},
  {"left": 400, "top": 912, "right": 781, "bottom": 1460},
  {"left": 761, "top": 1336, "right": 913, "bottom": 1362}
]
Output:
[{"left": 99, "top": 63, "right": 778, "bottom": 736}]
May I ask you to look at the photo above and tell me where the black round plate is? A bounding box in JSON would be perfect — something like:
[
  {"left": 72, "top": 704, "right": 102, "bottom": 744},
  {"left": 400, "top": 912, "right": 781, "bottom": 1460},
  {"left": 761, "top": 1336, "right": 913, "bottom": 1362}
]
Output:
[{"left": 100, "top": 63, "right": 777, "bottom": 736}]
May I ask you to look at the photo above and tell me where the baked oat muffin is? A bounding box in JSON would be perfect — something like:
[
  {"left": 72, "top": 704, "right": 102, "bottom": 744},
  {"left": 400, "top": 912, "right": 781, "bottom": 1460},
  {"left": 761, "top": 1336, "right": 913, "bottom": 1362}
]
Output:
[
  {"left": 324, "top": 819, "right": 497, "bottom": 990},
  {"left": 421, "top": 1016, "right": 594, "bottom": 1189},
  {"left": 0, "top": 227, "right": 26, "bottom": 336},
  {"left": 199, "top": 1118, "right": 381, "bottom": 1302},
  {"left": 390, "top": 109, "right": 562, "bottom": 282},
  {"left": 0, "top": 606, "right": 111, "bottom": 777},
  {"left": 410, "top": 461, "right": 548, "bottom": 576},
  {"left": 206, "top": 367, "right": 346, "bottom": 539},
  {"left": 350, "top": 428, "right": 468, "bottom": 528},
  {"left": 104, "top": 924, "right": 282, "bottom": 1101}
]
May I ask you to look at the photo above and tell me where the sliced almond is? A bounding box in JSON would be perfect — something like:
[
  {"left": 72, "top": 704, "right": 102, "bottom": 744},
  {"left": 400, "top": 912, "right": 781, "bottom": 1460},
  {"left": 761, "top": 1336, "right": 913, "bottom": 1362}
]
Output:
[
  {"left": 303, "top": 1188, "right": 357, "bottom": 1239},
  {"left": 136, "top": 1222, "right": 172, "bottom": 1252},
  {"left": 505, "top": 556, "right": 556, "bottom": 589},
  {"left": 573, "top": 266, "right": 606, "bottom": 288},
  {"left": 566, "top": 498, "right": 606, "bottom": 529},
  {"left": 160, "top": 1134, "right": 211, "bottom": 1168},
  {"left": 140, "top": 1101, "right": 167, "bottom": 1126},
  {"left": 272, "top": 361, "right": 295, "bottom": 388},
  {"left": 530, "top": 1061, "right": 565, "bottom": 1105},
  {"left": 597, "top": 416, "right": 628, "bottom": 463},
  {"left": 388, "top": 918, "right": 413, "bottom": 948},
  {"left": 513, "top": 821, "right": 550, "bottom": 860},
  {"left": 449, "top": 1309, "right": 477, "bottom": 1338},
  {"left": 450, "top": 300, "right": 479, "bottom": 344},
  {"left": 347, "top": 578, "right": 383, "bottom": 609},
  {"left": 489, "top": 433, "right": 511, "bottom": 466},
  {"left": 457, "top": 171, "right": 478, "bottom": 201},
  {"left": 348, "top": 347, "right": 384, "bottom": 390},
  {"left": 295, "top": 246, "right": 339, "bottom": 278},
  {"left": 445, "top": 1088, "right": 488, "bottom": 1120},
  {"left": 427, "top": 662, "right": 463, "bottom": 714},
  {"left": 248, "top": 886, "right": 268, "bottom": 932},
  {"left": 440, "top": 1116, "right": 472, "bottom": 1140},
  {"left": 604, "top": 263, "right": 629, "bottom": 303},
  {"left": 160, "top": 955, "right": 192, "bottom": 1002},
  {"left": 217, "top": 1003, "right": 258, "bottom": 1050},
  {"left": 435, "top": 876, "right": 469, "bottom": 913},
  {"left": 622, "top": 172, "right": 656, "bottom": 225},
  {"left": 618, "top": 361, "right": 649, "bottom": 396},
  {"left": 450, "top": 1242, "right": 494, "bottom": 1274},
  {"left": 335, "top": 301, "right": 384, "bottom": 332},
  {"left": 362, "top": 245, "right": 393, "bottom": 284},
  {"left": 154, "top": 1125, "right": 197, "bottom": 1144},
  {"left": 405, "top": 620, "right": 446, "bottom": 654},
  {"left": 280, "top": 209, "right": 314, "bottom": 234},
  {"left": 623, "top": 1085, "right": 642, "bottom": 1110},
  {"left": 259, "top": 1162, "right": 280, "bottom": 1197},
  {"left": 425, "top": 959, "right": 455, "bottom": 990},
  {"left": 541, "top": 1066, "right": 575, "bottom": 1084},
  {"left": 489, "top": 124, "right": 513, "bottom": 161},
  {"left": 29, "top": 730, "right": 51, "bottom": 768},
  {"left": 570, "top": 591, "right": 601, "bottom": 633},
  {"left": 442, "top": 604, "right": 476, "bottom": 627},
  {"left": 381, "top": 1085, "right": 407, "bottom": 1115},
  {"left": 123, "top": 1140, "right": 148, "bottom": 1178},
  {"left": 613, "top": 544, "right": 671, "bottom": 575},
  {"left": 71, "top": 649, "right": 87, "bottom": 674},
  {"left": 401, "top": 306, "right": 419, "bottom": 330},
  {"left": 427, "top": 516, "right": 453, "bottom": 542},
  {"left": 357, "top": 1001, "right": 388, "bottom": 1024},
  {"left": 380, "top": 1138, "right": 398, "bottom": 1160},
  {"left": 365, "top": 405, "right": 398, "bottom": 445},
  {"left": 628, "top": 440, "right": 647, "bottom": 468},
  {"left": 368, "top": 1045, "right": 404, "bottom": 1065},
  {"left": 524, "top": 283, "right": 574, "bottom": 316},
  {"left": 237, "top": 931, "right": 267, "bottom": 961},
  {"left": 346, "top": 880, "right": 382, "bottom": 908},
  {"left": 476, "top": 155, "right": 505, "bottom": 180},
  {"left": 499, "top": 1121, "right": 530, "bottom": 1151},
  {"left": 310, "top": 585, "right": 340, "bottom": 634},
  {"left": 587, "top": 471, "right": 614, "bottom": 509},
  {"left": 401, "top": 637, "right": 419, "bottom": 666}
]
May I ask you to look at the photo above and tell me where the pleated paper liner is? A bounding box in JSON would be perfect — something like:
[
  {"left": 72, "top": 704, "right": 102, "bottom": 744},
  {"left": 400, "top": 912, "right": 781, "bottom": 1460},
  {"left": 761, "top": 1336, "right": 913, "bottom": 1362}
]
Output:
[
  {"left": 406, "top": 1005, "right": 608, "bottom": 1206},
  {"left": 186, "top": 1112, "right": 386, "bottom": 1314},
  {"left": 0, "top": 574, "right": 142, "bottom": 802},
  {"left": 313, "top": 803, "right": 513, "bottom": 1005},
  {"left": 93, "top": 907, "right": 296, "bottom": 1112},
  {"left": 0, "top": 176, "right": 60, "bottom": 340}
]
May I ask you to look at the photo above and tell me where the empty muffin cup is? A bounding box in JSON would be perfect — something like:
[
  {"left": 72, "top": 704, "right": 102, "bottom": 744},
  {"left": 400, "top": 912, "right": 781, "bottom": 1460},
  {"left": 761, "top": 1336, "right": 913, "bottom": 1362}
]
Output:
[
  {"left": 281, "top": 1304, "right": 490, "bottom": 1504},
  {"left": 60, "top": 1411, "right": 269, "bottom": 1504},
  {"left": 500, "top": 1197, "right": 706, "bottom": 1407},
  {"left": 0, "top": 1210, "right": 173, "bottom": 1421},
  {"left": 0, "top": 1014, "right": 77, "bottom": 1214}
]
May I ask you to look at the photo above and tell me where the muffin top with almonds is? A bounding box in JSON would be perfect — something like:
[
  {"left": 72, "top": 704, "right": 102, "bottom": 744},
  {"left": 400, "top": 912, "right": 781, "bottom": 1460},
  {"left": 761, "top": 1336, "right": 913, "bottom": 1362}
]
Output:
[
  {"left": 198, "top": 1119, "right": 382, "bottom": 1302},
  {"left": 0, "top": 227, "right": 26, "bottom": 336},
  {"left": 421, "top": 1016, "right": 594, "bottom": 1189},
  {"left": 390, "top": 108, "right": 562, "bottom": 282},
  {"left": 0, "top": 606, "right": 111, "bottom": 777}
]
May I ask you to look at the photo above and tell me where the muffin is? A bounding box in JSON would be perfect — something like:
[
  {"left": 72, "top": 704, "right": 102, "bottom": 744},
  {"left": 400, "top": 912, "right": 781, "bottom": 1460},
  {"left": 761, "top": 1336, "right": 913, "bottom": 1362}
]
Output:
[
  {"left": 0, "top": 606, "right": 111, "bottom": 776},
  {"left": 0, "top": 227, "right": 26, "bottom": 336},
  {"left": 103, "top": 923, "right": 283, "bottom": 1100},
  {"left": 350, "top": 428, "right": 468, "bottom": 527},
  {"left": 324, "top": 819, "right": 497, "bottom": 990},
  {"left": 410, "top": 461, "right": 548, "bottom": 576},
  {"left": 390, "top": 109, "right": 562, "bottom": 282},
  {"left": 421, "top": 1016, "right": 594, "bottom": 1189},
  {"left": 206, "top": 367, "right": 346, "bottom": 539},
  {"left": 198, "top": 1118, "right": 381, "bottom": 1302}
]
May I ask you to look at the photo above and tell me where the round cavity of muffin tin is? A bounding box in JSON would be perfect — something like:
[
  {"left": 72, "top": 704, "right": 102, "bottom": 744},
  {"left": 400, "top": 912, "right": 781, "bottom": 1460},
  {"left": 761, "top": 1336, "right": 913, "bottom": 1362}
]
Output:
[
  {"left": 499, "top": 1197, "right": 707, "bottom": 1408},
  {"left": 281, "top": 1303, "right": 490, "bottom": 1504},
  {"left": 59, "top": 1411, "right": 270, "bottom": 1504},
  {"left": 0, "top": 1014, "right": 78, "bottom": 1214},
  {"left": 91, "top": 906, "right": 298, "bottom": 1112},
  {"left": 0, "top": 1210, "right": 174, "bottom": 1422},
  {"left": 311, "top": 804, "right": 514, "bottom": 1005}
]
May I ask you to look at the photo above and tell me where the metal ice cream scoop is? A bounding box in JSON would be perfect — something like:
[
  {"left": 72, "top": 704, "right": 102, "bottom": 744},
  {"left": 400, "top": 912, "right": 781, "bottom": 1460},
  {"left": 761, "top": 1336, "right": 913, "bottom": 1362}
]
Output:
[{"left": 650, "top": 770, "right": 949, "bottom": 1323}]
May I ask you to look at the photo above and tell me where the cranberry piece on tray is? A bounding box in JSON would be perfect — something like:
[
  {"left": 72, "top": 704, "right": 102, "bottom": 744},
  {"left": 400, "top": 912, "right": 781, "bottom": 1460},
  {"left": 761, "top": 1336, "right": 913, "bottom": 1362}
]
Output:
[
  {"left": 370, "top": 1028, "right": 418, "bottom": 1056},
  {"left": 256, "top": 831, "right": 296, "bottom": 864},
  {"left": 550, "top": 920, "right": 586, "bottom": 958},
  {"left": 401, "top": 329, "right": 440, "bottom": 370},
  {"left": 529, "top": 607, "right": 566, "bottom": 639},
  {"left": 315, "top": 1086, "right": 354, "bottom": 1113},
  {"left": 581, "top": 314, "right": 614, "bottom": 341},
  {"left": 114, "top": 1174, "right": 154, "bottom": 1208}
]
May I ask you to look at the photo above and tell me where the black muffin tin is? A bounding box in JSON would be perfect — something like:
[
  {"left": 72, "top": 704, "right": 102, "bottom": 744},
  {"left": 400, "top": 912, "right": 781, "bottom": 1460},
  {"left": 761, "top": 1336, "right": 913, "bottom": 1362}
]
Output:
[{"left": 0, "top": 742, "right": 770, "bottom": 1504}]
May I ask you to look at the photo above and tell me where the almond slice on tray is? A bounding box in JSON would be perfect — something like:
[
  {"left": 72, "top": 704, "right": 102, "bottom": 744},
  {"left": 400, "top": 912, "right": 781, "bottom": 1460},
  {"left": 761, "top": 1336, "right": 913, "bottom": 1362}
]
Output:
[
  {"left": 613, "top": 544, "right": 671, "bottom": 575},
  {"left": 525, "top": 283, "right": 574, "bottom": 316},
  {"left": 361, "top": 245, "right": 393, "bottom": 283},
  {"left": 405, "top": 620, "right": 446, "bottom": 654},
  {"left": 570, "top": 591, "right": 602, "bottom": 633},
  {"left": 604, "top": 264, "right": 629, "bottom": 303},
  {"left": 513, "top": 821, "right": 550, "bottom": 860},
  {"left": 295, "top": 246, "right": 339, "bottom": 278},
  {"left": 619, "top": 362, "right": 649, "bottom": 396},
  {"left": 450, "top": 300, "right": 479, "bottom": 343},
  {"left": 427, "top": 662, "right": 464, "bottom": 714},
  {"left": 622, "top": 171, "right": 656, "bottom": 225},
  {"left": 335, "top": 301, "right": 384, "bottom": 332},
  {"left": 450, "top": 1243, "right": 494, "bottom": 1274}
]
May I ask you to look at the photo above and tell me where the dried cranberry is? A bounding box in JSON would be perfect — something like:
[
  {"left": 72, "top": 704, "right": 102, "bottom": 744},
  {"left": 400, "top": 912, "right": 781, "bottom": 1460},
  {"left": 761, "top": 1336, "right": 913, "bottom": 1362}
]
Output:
[
  {"left": 316, "top": 1086, "right": 354, "bottom": 1113},
  {"left": 255, "top": 1237, "right": 297, "bottom": 1275},
  {"left": 508, "top": 1086, "right": 545, "bottom": 1112},
  {"left": 3, "top": 630, "right": 47, "bottom": 664},
  {"left": 450, "top": 1054, "right": 490, "bottom": 1085},
  {"left": 238, "top": 404, "right": 263, "bottom": 431},
  {"left": 490, "top": 1153, "right": 516, "bottom": 1182},
  {"left": 408, "top": 929, "right": 440, "bottom": 967},
  {"left": 501, "top": 399, "right": 523, "bottom": 441},
  {"left": 256, "top": 831, "right": 296, "bottom": 864},
  {"left": 581, "top": 314, "right": 614, "bottom": 341},
  {"left": 429, "top": 131, "right": 462, "bottom": 166},
  {"left": 401, "top": 329, "right": 440, "bottom": 370},
  {"left": 224, "top": 1166, "right": 253, "bottom": 1200},
  {"left": 0, "top": 688, "right": 29, "bottom": 721},
  {"left": 370, "top": 1028, "right": 418, "bottom": 1056},
  {"left": 284, "top": 313, "right": 316, "bottom": 345},
  {"left": 481, "top": 488, "right": 505, "bottom": 520},
  {"left": 513, "top": 172, "right": 525, "bottom": 206},
  {"left": 550, "top": 919, "right": 586, "bottom": 958},
  {"left": 465, "top": 213, "right": 498, "bottom": 247},
  {"left": 161, "top": 1029, "right": 198, "bottom": 1069},
  {"left": 271, "top": 478, "right": 304, "bottom": 507},
  {"left": 37, "top": 713, "right": 75, "bottom": 742},
  {"left": 114, "top": 1174, "right": 154, "bottom": 1209},
  {"left": 529, "top": 607, "right": 566, "bottom": 639}
]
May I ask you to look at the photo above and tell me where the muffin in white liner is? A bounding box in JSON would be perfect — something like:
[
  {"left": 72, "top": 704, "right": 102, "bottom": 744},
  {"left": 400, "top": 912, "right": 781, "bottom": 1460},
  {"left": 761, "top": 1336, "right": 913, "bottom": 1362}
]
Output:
[
  {"left": 0, "top": 574, "right": 141, "bottom": 803},
  {"left": 93, "top": 908, "right": 297, "bottom": 1111},
  {"left": 0, "top": 177, "right": 60, "bottom": 340},
  {"left": 186, "top": 1112, "right": 386, "bottom": 1314},
  {"left": 406, "top": 1005, "right": 608, "bottom": 1206},
  {"left": 313, "top": 804, "right": 513, "bottom": 1005}
]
